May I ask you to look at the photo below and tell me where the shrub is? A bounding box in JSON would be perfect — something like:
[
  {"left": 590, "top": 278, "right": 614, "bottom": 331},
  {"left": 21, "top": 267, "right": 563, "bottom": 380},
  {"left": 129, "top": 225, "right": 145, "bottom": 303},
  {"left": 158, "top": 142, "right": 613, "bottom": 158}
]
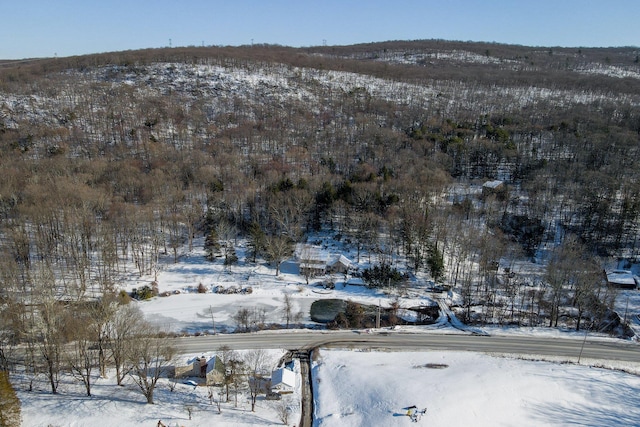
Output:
[
  {"left": 131, "top": 285, "right": 154, "bottom": 300},
  {"left": 118, "top": 289, "right": 132, "bottom": 304},
  {"left": 344, "top": 300, "right": 365, "bottom": 328}
]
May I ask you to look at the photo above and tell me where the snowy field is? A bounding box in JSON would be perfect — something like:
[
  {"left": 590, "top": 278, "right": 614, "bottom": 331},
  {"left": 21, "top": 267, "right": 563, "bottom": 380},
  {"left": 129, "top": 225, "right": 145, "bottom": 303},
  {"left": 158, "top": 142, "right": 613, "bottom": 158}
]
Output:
[
  {"left": 129, "top": 238, "right": 438, "bottom": 335},
  {"left": 313, "top": 349, "right": 640, "bottom": 427}
]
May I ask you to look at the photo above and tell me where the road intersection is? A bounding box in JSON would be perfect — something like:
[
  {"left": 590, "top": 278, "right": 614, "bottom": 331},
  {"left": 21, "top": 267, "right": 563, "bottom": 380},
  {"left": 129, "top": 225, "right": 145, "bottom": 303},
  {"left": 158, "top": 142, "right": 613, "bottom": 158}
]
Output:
[{"left": 172, "top": 329, "right": 640, "bottom": 427}]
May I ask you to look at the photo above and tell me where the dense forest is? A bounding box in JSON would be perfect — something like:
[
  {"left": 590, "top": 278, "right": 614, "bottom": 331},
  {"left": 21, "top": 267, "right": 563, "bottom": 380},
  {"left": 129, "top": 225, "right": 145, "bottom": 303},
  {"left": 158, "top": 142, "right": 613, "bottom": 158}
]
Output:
[{"left": 1, "top": 40, "right": 640, "bottom": 393}]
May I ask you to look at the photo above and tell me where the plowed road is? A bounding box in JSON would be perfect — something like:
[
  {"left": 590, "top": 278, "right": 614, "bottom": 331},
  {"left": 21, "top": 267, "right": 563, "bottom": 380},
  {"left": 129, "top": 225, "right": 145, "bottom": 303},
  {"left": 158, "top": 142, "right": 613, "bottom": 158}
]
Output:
[{"left": 173, "top": 331, "right": 640, "bottom": 363}]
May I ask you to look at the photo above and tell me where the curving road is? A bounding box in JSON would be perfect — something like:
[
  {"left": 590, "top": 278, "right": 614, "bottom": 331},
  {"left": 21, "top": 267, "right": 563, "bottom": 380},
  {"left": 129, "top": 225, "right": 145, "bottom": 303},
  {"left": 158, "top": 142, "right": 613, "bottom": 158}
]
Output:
[{"left": 173, "top": 330, "right": 640, "bottom": 363}]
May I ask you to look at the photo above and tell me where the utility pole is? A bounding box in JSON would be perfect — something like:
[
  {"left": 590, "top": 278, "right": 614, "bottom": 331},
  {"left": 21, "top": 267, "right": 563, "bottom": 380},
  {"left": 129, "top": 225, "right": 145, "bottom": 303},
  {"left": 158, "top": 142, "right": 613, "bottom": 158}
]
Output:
[
  {"left": 577, "top": 328, "right": 588, "bottom": 364},
  {"left": 376, "top": 299, "right": 381, "bottom": 329},
  {"left": 210, "top": 305, "right": 216, "bottom": 334},
  {"left": 623, "top": 296, "right": 629, "bottom": 324}
]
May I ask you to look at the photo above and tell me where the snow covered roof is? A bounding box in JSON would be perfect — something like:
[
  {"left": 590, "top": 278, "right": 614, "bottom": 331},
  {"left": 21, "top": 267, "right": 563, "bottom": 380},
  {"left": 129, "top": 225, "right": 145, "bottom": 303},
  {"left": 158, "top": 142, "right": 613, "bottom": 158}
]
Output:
[
  {"left": 206, "top": 355, "right": 225, "bottom": 374},
  {"left": 295, "top": 244, "right": 327, "bottom": 262},
  {"left": 179, "top": 355, "right": 207, "bottom": 366},
  {"left": 606, "top": 270, "right": 638, "bottom": 288},
  {"left": 177, "top": 355, "right": 223, "bottom": 372},
  {"left": 327, "top": 254, "right": 351, "bottom": 268},
  {"left": 271, "top": 367, "right": 296, "bottom": 389},
  {"left": 483, "top": 180, "right": 504, "bottom": 189}
]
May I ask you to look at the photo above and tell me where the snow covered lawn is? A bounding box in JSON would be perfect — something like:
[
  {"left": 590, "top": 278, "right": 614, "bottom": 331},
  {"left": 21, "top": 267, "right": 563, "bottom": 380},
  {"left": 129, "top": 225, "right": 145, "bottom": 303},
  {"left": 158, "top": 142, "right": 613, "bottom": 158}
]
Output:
[
  {"left": 312, "top": 349, "right": 640, "bottom": 427},
  {"left": 13, "top": 237, "right": 640, "bottom": 426},
  {"left": 15, "top": 350, "right": 299, "bottom": 427},
  {"left": 14, "top": 345, "right": 640, "bottom": 426}
]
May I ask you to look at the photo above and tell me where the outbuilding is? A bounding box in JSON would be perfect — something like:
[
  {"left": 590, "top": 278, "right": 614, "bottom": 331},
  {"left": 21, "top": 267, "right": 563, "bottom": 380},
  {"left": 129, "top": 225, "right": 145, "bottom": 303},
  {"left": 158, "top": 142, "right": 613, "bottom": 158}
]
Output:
[
  {"left": 482, "top": 180, "right": 506, "bottom": 199},
  {"left": 606, "top": 270, "right": 638, "bottom": 289}
]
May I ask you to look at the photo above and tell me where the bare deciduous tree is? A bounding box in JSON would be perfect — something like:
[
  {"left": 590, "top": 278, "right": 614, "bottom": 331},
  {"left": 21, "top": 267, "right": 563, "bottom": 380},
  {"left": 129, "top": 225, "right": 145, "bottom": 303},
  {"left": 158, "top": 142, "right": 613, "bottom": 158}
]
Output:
[
  {"left": 109, "top": 303, "right": 145, "bottom": 386},
  {"left": 232, "top": 307, "right": 252, "bottom": 333},
  {"left": 217, "top": 345, "right": 236, "bottom": 402},
  {"left": 67, "top": 313, "right": 98, "bottom": 396},
  {"left": 244, "top": 349, "right": 268, "bottom": 412},
  {"left": 31, "top": 263, "right": 65, "bottom": 395},
  {"left": 282, "top": 293, "right": 294, "bottom": 329},
  {"left": 264, "top": 235, "right": 294, "bottom": 276},
  {"left": 127, "top": 322, "right": 175, "bottom": 404}
]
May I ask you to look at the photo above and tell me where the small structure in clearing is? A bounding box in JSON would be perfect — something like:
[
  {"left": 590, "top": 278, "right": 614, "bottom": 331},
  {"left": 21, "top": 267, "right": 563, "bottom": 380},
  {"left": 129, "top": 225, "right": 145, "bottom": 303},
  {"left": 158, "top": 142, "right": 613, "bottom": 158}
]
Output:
[
  {"left": 482, "top": 180, "right": 506, "bottom": 199},
  {"left": 606, "top": 270, "right": 638, "bottom": 289}
]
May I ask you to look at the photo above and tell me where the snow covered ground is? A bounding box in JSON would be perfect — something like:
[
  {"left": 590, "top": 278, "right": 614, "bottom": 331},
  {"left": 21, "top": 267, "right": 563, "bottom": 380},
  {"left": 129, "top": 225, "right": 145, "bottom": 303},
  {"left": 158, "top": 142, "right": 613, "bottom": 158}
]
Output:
[
  {"left": 11, "top": 237, "right": 640, "bottom": 426},
  {"left": 129, "top": 237, "right": 640, "bottom": 340},
  {"left": 15, "top": 349, "right": 299, "bottom": 427},
  {"left": 15, "top": 343, "right": 640, "bottom": 427},
  {"left": 313, "top": 349, "right": 640, "bottom": 427},
  {"left": 128, "top": 237, "right": 437, "bottom": 335}
]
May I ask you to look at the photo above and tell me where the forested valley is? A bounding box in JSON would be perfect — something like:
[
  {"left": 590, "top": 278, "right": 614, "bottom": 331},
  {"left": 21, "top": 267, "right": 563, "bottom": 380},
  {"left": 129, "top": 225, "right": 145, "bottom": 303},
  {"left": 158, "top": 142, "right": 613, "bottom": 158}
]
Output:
[{"left": 1, "top": 40, "right": 640, "bottom": 391}]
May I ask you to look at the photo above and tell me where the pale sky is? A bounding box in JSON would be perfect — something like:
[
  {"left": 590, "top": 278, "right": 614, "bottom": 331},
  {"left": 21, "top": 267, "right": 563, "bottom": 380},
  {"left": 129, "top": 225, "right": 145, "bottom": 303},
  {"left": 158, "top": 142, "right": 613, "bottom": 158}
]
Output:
[{"left": 2, "top": 0, "right": 639, "bottom": 59}]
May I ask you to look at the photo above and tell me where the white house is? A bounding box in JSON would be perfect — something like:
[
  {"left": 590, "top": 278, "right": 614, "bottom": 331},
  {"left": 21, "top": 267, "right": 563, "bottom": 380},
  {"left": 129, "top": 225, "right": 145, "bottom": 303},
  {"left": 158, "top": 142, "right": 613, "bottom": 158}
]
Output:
[{"left": 271, "top": 367, "right": 296, "bottom": 394}]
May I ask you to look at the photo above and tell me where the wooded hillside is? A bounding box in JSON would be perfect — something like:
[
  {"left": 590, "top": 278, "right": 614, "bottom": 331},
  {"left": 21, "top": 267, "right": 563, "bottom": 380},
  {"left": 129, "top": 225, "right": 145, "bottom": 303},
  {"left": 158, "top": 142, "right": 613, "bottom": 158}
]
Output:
[{"left": 1, "top": 40, "right": 639, "bottom": 333}]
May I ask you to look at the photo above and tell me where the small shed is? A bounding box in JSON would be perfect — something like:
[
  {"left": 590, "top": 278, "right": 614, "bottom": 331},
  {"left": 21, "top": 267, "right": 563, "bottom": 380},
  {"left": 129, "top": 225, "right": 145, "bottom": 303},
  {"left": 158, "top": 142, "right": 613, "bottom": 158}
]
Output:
[
  {"left": 482, "top": 180, "right": 505, "bottom": 197},
  {"left": 606, "top": 270, "right": 638, "bottom": 289},
  {"left": 271, "top": 367, "right": 296, "bottom": 394}
]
